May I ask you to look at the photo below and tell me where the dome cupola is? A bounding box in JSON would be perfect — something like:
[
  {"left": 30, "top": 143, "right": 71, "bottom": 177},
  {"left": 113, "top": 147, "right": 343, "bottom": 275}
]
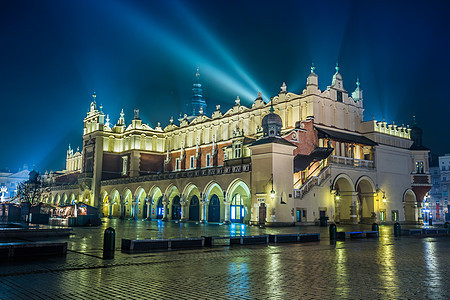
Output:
[{"left": 262, "top": 101, "right": 282, "bottom": 137}]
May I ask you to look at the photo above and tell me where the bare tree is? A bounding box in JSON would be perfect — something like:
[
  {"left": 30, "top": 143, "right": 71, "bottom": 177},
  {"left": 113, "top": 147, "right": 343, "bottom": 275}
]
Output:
[
  {"left": 15, "top": 170, "right": 45, "bottom": 204},
  {"left": 15, "top": 170, "right": 48, "bottom": 223}
]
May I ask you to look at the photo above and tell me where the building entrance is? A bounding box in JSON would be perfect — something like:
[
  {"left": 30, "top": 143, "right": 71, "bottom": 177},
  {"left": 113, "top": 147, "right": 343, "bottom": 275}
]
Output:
[
  {"left": 189, "top": 195, "right": 199, "bottom": 221},
  {"left": 230, "top": 194, "right": 244, "bottom": 223},
  {"left": 156, "top": 196, "right": 164, "bottom": 219},
  {"left": 259, "top": 203, "right": 266, "bottom": 224},
  {"left": 208, "top": 194, "right": 220, "bottom": 222},
  {"left": 172, "top": 196, "right": 181, "bottom": 220}
]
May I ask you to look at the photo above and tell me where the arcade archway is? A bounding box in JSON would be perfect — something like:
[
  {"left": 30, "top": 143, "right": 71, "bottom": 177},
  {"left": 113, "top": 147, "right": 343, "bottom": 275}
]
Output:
[
  {"left": 356, "top": 177, "right": 376, "bottom": 224},
  {"left": 333, "top": 175, "right": 355, "bottom": 224}
]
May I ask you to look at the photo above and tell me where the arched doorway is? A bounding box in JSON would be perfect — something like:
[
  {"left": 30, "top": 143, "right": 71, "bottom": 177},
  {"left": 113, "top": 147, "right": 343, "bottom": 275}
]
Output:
[
  {"left": 356, "top": 177, "right": 376, "bottom": 224},
  {"left": 147, "top": 186, "right": 163, "bottom": 220},
  {"left": 404, "top": 190, "right": 417, "bottom": 224},
  {"left": 123, "top": 190, "right": 132, "bottom": 219},
  {"left": 111, "top": 190, "right": 121, "bottom": 218},
  {"left": 189, "top": 195, "right": 199, "bottom": 221},
  {"left": 156, "top": 196, "right": 164, "bottom": 219},
  {"left": 208, "top": 194, "right": 220, "bottom": 222},
  {"left": 226, "top": 179, "right": 251, "bottom": 224},
  {"left": 333, "top": 175, "right": 355, "bottom": 224},
  {"left": 101, "top": 192, "right": 109, "bottom": 217},
  {"left": 230, "top": 194, "right": 244, "bottom": 223},
  {"left": 134, "top": 188, "right": 146, "bottom": 219},
  {"left": 172, "top": 196, "right": 181, "bottom": 220}
]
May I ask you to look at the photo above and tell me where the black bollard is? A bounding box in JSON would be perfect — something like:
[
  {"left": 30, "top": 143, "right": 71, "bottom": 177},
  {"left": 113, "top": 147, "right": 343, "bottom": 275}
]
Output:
[
  {"left": 393, "top": 222, "right": 401, "bottom": 237},
  {"left": 429, "top": 218, "right": 432, "bottom": 226},
  {"left": 372, "top": 223, "right": 379, "bottom": 233},
  {"left": 103, "top": 227, "right": 115, "bottom": 259},
  {"left": 329, "top": 223, "right": 337, "bottom": 240}
]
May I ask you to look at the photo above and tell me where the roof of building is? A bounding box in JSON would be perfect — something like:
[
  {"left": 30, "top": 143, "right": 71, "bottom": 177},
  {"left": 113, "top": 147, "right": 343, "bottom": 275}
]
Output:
[
  {"left": 294, "top": 147, "right": 334, "bottom": 172},
  {"left": 250, "top": 136, "right": 297, "bottom": 147},
  {"left": 316, "top": 127, "right": 377, "bottom": 146}
]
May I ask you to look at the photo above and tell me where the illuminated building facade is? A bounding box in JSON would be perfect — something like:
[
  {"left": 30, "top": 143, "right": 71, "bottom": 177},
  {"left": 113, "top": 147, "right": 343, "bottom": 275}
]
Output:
[{"left": 42, "top": 66, "right": 431, "bottom": 225}]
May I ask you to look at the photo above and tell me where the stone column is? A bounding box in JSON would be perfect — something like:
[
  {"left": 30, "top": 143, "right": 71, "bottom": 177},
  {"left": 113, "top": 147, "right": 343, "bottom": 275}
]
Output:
[
  {"left": 162, "top": 194, "right": 169, "bottom": 221},
  {"left": 223, "top": 192, "right": 231, "bottom": 224},
  {"left": 350, "top": 192, "right": 359, "bottom": 224},
  {"left": 200, "top": 192, "right": 207, "bottom": 223},
  {"left": 119, "top": 196, "right": 125, "bottom": 219},
  {"left": 132, "top": 201, "right": 138, "bottom": 220},
  {"left": 108, "top": 203, "right": 113, "bottom": 218},
  {"left": 146, "top": 197, "right": 152, "bottom": 220},
  {"left": 180, "top": 197, "right": 187, "bottom": 222}
]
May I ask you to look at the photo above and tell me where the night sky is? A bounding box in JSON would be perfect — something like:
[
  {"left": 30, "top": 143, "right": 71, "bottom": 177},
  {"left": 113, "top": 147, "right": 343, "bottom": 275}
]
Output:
[{"left": 1, "top": 0, "right": 450, "bottom": 172}]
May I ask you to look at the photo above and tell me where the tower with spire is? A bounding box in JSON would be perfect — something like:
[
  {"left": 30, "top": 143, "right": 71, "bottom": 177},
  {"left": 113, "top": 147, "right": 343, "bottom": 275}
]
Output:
[
  {"left": 189, "top": 67, "right": 207, "bottom": 118},
  {"left": 328, "top": 62, "right": 347, "bottom": 102},
  {"left": 352, "top": 77, "right": 363, "bottom": 102}
]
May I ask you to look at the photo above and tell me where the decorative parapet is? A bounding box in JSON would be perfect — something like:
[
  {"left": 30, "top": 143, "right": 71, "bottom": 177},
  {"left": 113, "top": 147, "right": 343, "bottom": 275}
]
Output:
[
  {"left": 101, "top": 164, "right": 251, "bottom": 186},
  {"left": 361, "top": 119, "right": 411, "bottom": 139}
]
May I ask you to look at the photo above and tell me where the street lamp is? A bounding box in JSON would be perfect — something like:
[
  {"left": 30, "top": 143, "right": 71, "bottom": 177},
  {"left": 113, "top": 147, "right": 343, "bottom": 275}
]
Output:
[
  {"left": 270, "top": 173, "right": 275, "bottom": 199},
  {"left": 382, "top": 192, "right": 387, "bottom": 203}
]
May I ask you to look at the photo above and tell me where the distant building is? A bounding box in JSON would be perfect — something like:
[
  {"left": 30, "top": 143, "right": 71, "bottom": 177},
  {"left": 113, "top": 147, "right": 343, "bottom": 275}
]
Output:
[
  {"left": 429, "top": 154, "right": 450, "bottom": 222},
  {"left": 0, "top": 167, "right": 30, "bottom": 201},
  {"left": 41, "top": 65, "right": 431, "bottom": 225}
]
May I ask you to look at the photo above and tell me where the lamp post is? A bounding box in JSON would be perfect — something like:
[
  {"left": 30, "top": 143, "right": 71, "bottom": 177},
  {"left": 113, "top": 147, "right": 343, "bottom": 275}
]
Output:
[{"left": 270, "top": 173, "right": 275, "bottom": 200}]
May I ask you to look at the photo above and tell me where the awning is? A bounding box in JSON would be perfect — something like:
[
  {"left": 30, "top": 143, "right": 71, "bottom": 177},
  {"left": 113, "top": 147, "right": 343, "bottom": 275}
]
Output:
[
  {"left": 294, "top": 147, "right": 334, "bottom": 172},
  {"left": 316, "top": 127, "right": 377, "bottom": 146}
]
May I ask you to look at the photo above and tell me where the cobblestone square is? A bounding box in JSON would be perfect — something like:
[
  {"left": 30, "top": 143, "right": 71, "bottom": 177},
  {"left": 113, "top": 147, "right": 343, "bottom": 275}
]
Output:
[{"left": 0, "top": 220, "right": 449, "bottom": 299}]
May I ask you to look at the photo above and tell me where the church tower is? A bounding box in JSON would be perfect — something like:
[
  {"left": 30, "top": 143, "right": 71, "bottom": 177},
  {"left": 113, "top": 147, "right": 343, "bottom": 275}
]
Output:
[
  {"left": 189, "top": 68, "right": 207, "bottom": 117},
  {"left": 80, "top": 92, "right": 105, "bottom": 209}
]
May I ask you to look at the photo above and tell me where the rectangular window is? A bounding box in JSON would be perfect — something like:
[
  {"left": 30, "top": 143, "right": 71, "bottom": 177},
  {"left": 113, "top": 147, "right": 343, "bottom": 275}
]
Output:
[
  {"left": 190, "top": 156, "right": 195, "bottom": 169},
  {"left": 391, "top": 210, "right": 399, "bottom": 222},
  {"left": 234, "top": 143, "right": 242, "bottom": 159},
  {"left": 416, "top": 161, "right": 424, "bottom": 174},
  {"left": 380, "top": 210, "right": 386, "bottom": 222},
  {"left": 337, "top": 91, "right": 343, "bottom": 102},
  {"left": 206, "top": 154, "right": 211, "bottom": 167},
  {"left": 122, "top": 156, "right": 128, "bottom": 176},
  {"left": 443, "top": 191, "right": 448, "bottom": 197},
  {"left": 175, "top": 158, "right": 180, "bottom": 171}
]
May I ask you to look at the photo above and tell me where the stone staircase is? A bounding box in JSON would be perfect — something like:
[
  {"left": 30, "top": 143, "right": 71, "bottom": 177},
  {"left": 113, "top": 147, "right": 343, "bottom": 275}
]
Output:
[{"left": 294, "top": 166, "right": 331, "bottom": 199}]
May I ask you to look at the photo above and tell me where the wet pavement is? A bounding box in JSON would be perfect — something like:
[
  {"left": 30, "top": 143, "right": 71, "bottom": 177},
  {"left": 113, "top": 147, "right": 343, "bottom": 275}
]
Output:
[{"left": 0, "top": 219, "right": 449, "bottom": 299}]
